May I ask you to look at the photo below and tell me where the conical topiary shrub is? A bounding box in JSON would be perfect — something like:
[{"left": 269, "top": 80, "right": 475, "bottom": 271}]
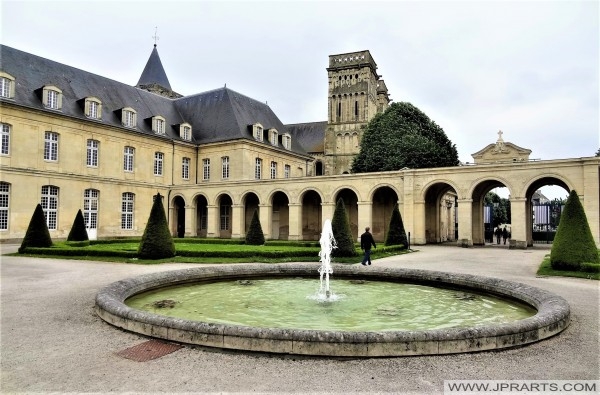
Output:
[
  {"left": 19, "top": 204, "right": 52, "bottom": 253},
  {"left": 550, "top": 190, "right": 600, "bottom": 271},
  {"left": 245, "top": 210, "right": 265, "bottom": 245},
  {"left": 138, "top": 193, "right": 175, "bottom": 259},
  {"left": 384, "top": 205, "right": 408, "bottom": 248},
  {"left": 67, "top": 209, "right": 89, "bottom": 242},
  {"left": 331, "top": 198, "right": 357, "bottom": 257}
]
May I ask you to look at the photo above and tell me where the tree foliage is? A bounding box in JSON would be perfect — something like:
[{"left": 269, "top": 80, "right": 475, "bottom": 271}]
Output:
[
  {"left": 245, "top": 210, "right": 265, "bottom": 245},
  {"left": 550, "top": 190, "right": 599, "bottom": 270},
  {"left": 331, "top": 198, "right": 357, "bottom": 257},
  {"left": 67, "top": 209, "right": 89, "bottom": 242},
  {"left": 19, "top": 204, "right": 52, "bottom": 253},
  {"left": 384, "top": 205, "right": 408, "bottom": 247},
  {"left": 138, "top": 193, "right": 175, "bottom": 259},
  {"left": 595, "top": 148, "right": 600, "bottom": 157},
  {"left": 484, "top": 191, "right": 511, "bottom": 227},
  {"left": 351, "top": 102, "right": 459, "bottom": 173}
]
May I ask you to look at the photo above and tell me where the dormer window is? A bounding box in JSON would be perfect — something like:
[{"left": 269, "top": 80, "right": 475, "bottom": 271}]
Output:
[
  {"left": 152, "top": 116, "right": 166, "bottom": 135},
  {"left": 253, "top": 123, "right": 264, "bottom": 141},
  {"left": 180, "top": 123, "right": 192, "bottom": 141},
  {"left": 121, "top": 107, "right": 136, "bottom": 128},
  {"left": 269, "top": 129, "right": 278, "bottom": 146},
  {"left": 42, "top": 85, "right": 62, "bottom": 110},
  {"left": 85, "top": 97, "right": 102, "bottom": 120},
  {"left": 282, "top": 133, "right": 292, "bottom": 150},
  {"left": 0, "top": 72, "right": 15, "bottom": 99}
]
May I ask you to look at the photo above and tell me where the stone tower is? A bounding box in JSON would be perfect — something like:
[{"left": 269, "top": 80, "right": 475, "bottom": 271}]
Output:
[{"left": 324, "top": 50, "right": 390, "bottom": 175}]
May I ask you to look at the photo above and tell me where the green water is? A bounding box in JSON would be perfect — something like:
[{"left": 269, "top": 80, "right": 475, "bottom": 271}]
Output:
[{"left": 125, "top": 278, "right": 536, "bottom": 331}]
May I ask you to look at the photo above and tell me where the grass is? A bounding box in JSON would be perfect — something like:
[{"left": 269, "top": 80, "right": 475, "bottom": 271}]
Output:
[{"left": 537, "top": 253, "right": 600, "bottom": 280}]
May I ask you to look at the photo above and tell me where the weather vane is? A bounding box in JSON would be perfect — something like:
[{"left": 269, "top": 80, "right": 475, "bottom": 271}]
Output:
[{"left": 153, "top": 27, "right": 160, "bottom": 46}]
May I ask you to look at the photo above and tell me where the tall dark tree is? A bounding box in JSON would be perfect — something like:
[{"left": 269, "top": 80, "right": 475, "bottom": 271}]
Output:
[
  {"left": 67, "top": 209, "right": 89, "bottom": 242},
  {"left": 384, "top": 205, "right": 408, "bottom": 247},
  {"left": 245, "top": 210, "right": 265, "bottom": 245},
  {"left": 138, "top": 193, "right": 175, "bottom": 259},
  {"left": 550, "top": 190, "right": 599, "bottom": 270},
  {"left": 351, "top": 102, "right": 459, "bottom": 173},
  {"left": 595, "top": 148, "right": 600, "bottom": 157},
  {"left": 19, "top": 204, "right": 52, "bottom": 253},
  {"left": 331, "top": 198, "right": 357, "bottom": 257}
]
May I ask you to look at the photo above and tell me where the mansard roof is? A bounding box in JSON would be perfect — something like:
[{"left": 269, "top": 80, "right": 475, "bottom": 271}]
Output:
[
  {"left": 285, "top": 121, "right": 327, "bottom": 153},
  {"left": 0, "top": 44, "right": 311, "bottom": 157},
  {"left": 136, "top": 45, "right": 172, "bottom": 90}
]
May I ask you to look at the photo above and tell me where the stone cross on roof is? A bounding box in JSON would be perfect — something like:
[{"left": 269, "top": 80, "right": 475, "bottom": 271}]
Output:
[{"left": 153, "top": 27, "right": 159, "bottom": 47}]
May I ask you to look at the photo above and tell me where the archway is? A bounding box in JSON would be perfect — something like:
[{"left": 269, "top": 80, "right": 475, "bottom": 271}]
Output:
[
  {"left": 372, "top": 186, "right": 399, "bottom": 242},
  {"left": 243, "top": 192, "right": 260, "bottom": 236},
  {"left": 195, "top": 195, "right": 208, "bottom": 237},
  {"left": 471, "top": 181, "right": 510, "bottom": 246},
  {"left": 218, "top": 194, "right": 233, "bottom": 238},
  {"left": 301, "top": 190, "right": 322, "bottom": 240},
  {"left": 424, "top": 183, "right": 457, "bottom": 244},
  {"left": 271, "top": 191, "right": 289, "bottom": 240},
  {"left": 173, "top": 196, "right": 186, "bottom": 238},
  {"left": 334, "top": 188, "right": 359, "bottom": 240},
  {"left": 525, "top": 178, "right": 570, "bottom": 246}
]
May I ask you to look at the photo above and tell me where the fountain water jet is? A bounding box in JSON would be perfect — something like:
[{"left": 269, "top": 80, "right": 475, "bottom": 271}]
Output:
[{"left": 317, "top": 219, "right": 336, "bottom": 299}]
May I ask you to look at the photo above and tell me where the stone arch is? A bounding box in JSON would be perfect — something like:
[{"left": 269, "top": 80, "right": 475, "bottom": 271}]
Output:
[
  {"left": 423, "top": 182, "right": 458, "bottom": 244},
  {"left": 194, "top": 193, "right": 209, "bottom": 237},
  {"left": 271, "top": 191, "right": 290, "bottom": 240},
  {"left": 300, "top": 189, "right": 322, "bottom": 240},
  {"left": 334, "top": 188, "right": 359, "bottom": 240},
  {"left": 469, "top": 178, "right": 512, "bottom": 246},
  {"left": 217, "top": 193, "right": 233, "bottom": 238},
  {"left": 371, "top": 186, "right": 399, "bottom": 242},
  {"left": 171, "top": 195, "right": 186, "bottom": 238},
  {"left": 242, "top": 192, "right": 260, "bottom": 236}
]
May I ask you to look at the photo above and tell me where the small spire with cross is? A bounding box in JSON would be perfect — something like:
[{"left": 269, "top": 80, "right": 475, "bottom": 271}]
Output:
[
  {"left": 152, "top": 27, "right": 160, "bottom": 47},
  {"left": 497, "top": 130, "right": 504, "bottom": 141}
]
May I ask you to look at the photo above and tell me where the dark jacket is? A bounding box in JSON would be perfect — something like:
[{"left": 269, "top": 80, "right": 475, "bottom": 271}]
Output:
[{"left": 360, "top": 231, "right": 376, "bottom": 250}]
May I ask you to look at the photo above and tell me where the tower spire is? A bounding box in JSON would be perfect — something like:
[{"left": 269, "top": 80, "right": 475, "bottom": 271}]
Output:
[{"left": 153, "top": 26, "right": 159, "bottom": 47}]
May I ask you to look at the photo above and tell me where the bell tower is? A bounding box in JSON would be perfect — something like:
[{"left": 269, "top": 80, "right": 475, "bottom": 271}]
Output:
[{"left": 324, "top": 50, "right": 390, "bottom": 175}]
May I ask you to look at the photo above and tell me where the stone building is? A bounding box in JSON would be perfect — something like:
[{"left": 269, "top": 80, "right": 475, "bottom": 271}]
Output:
[{"left": 1, "top": 44, "right": 598, "bottom": 247}]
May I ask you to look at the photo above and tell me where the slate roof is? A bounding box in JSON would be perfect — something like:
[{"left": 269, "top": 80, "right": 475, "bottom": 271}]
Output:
[
  {"left": 136, "top": 45, "right": 172, "bottom": 90},
  {"left": 285, "top": 121, "right": 327, "bottom": 153},
  {"left": 0, "top": 44, "right": 313, "bottom": 157}
]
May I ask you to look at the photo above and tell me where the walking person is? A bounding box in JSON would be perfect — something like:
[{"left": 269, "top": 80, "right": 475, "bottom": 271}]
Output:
[
  {"left": 502, "top": 226, "right": 509, "bottom": 245},
  {"left": 495, "top": 227, "right": 501, "bottom": 244},
  {"left": 360, "top": 226, "right": 376, "bottom": 266}
]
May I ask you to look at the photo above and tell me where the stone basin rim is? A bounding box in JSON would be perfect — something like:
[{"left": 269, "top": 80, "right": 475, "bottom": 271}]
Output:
[{"left": 95, "top": 263, "right": 570, "bottom": 357}]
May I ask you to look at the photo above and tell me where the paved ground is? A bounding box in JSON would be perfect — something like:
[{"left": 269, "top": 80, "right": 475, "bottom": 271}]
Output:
[{"left": 1, "top": 244, "right": 598, "bottom": 394}]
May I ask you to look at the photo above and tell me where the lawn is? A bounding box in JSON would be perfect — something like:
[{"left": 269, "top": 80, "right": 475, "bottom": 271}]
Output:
[{"left": 537, "top": 253, "right": 600, "bottom": 280}]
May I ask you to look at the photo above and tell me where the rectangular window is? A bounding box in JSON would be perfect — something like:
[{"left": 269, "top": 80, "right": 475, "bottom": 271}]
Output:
[
  {"left": 83, "top": 189, "right": 98, "bottom": 230},
  {"left": 121, "top": 192, "right": 134, "bottom": 230},
  {"left": 44, "top": 131, "right": 59, "bottom": 161},
  {"left": 255, "top": 158, "right": 262, "bottom": 180},
  {"left": 0, "top": 78, "right": 10, "bottom": 98},
  {"left": 88, "top": 101, "right": 99, "bottom": 119},
  {"left": 203, "top": 158, "right": 210, "bottom": 180},
  {"left": 155, "top": 118, "right": 165, "bottom": 134},
  {"left": 86, "top": 139, "right": 99, "bottom": 167},
  {"left": 154, "top": 152, "right": 163, "bottom": 176},
  {"left": 270, "top": 131, "right": 278, "bottom": 145},
  {"left": 254, "top": 126, "right": 263, "bottom": 141},
  {"left": 222, "top": 156, "right": 229, "bottom": 179},
  {"left": 284, "top": 164, "right": 290, "bottom": 179},
  {"left": 1, "top": 123, "right": 10, "bottom": 155},
  {"left": 41, "top": 185, "right": 58, "bottom": 230},
  {"left": 270, "top": 161, "right": 277, "bottom": 179},
  {"left": 123, "top": 110, "right": 135, "bottom": 128},
  {"left": 0, "top": 182, "right": 9, "bottom": 230},
  {"left": 220, "top": 204, "right": 230, "bottom": 230},
  {"left": 182, "top": 126, "right": 191, "bottom": 140},
  {"left": 123, "top": 146, "right": 134, "bottom": 172},
  {"left": 47, "top": 90, "right": 58, "bottom": 109},
  {"left": 182, "top": 157, "right": 190, "bottom": 180}
]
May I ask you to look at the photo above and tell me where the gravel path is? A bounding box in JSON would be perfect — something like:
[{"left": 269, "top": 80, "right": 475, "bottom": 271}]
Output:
[{"left": 1, "top": 244, "right": 598, "bottom": 394}]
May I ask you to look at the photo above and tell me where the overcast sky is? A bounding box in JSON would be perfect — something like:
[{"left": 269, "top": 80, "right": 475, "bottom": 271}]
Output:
[{"left": 2, "top": 1, "right": 598, "bottom": 198}]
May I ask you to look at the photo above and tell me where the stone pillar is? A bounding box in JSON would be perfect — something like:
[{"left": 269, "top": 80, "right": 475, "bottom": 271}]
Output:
[
  {"left": 357, "top": 201, "right": 373, "bottom": 242},
  {"left": 184, "top": 204, "right": 194, "bottom": 237},
  {"left": 321, "top": 203, "right": 335, "bottom": 224},
  {"left": 411, "top": 200, "right": 426, "bottom": 245},
  {"left": 509, "top": 198, "right": 528, "bottom": 249},
  {"left": 456, "top": 198, "right": 473, "bottom": 247},
  {"left": 206, "top": 204, "right": 218, "bottom": 238},
  {"left": 231, "top": 204, "right": 243, "bottom": 239},
  {"left": 259, "top": 204, "right": 272, "bottom": 240},
  {"left": 288, "top": 203, "right": 302, "bottom": 241},
  {"left": 582, "top": 162, "right": 600, "bottom": 246}
]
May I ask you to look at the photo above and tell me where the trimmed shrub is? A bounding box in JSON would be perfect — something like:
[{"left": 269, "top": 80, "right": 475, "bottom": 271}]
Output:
[
  {"left": 138, "top": 193, "right": 176, "bottom": 259},
  {"left": 550, "top": 190, "right": 600, "bottom": 271},
  {"left": 67, "top": 209, "right": 89, "bottom": 242},
  {"left": 19, "top": 204, "right": 52, "bottom": 253},
  {"left": 580, "top": 262, "right": 600, "bottom": 273},
  {"left": 384, "top": 205, "right": 408, "bottom": 247},
  {"left": 331, "top": 198, "right": 357, "bottom": 257},
  {"left": 245, "top": 210, "right": 265, "bottom": 245}
]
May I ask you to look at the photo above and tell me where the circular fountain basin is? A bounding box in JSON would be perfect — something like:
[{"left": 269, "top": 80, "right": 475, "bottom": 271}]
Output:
[{"left": 95, "top": 264, "right": 570, "bottom": 357}]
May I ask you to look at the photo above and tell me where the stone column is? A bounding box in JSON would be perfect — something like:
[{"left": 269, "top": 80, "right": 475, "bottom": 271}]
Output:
[
  {"left": 357, "top": 201, "right": 373, "bottom": 242},
  {"left": 582, "top": 161, "right": 600, "bottom": 246},
  {"left": 206, "top": 204, "right": 218, "bottom": 238},
  {"left": 184, "top": 204, "right": 194, "bottom": 237},
  {"left": 288, "top": 203, "right": 302, "bottom": 241},
  {"left": 321, "top": 202, "right": 335, "bottom": 224},
  {"left": 231, "top": 204, "right": 243, "bottom": 239},
  {"left": 509, "top": 198, "right": 528, "bottom": 249},
  {"left": 411, "top": 200, "right": 426, "bottom": 245},
  {"left": 456, "top": 198, "right": 473, "bottom": 247}
]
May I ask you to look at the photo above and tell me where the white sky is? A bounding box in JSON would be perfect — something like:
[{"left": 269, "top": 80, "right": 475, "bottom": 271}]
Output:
[{"left": 2, "top": 0, "right": 597, "bottom": 200}]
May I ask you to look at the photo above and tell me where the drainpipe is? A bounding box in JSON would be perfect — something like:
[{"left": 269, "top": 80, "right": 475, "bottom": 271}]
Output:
[{"left": 195, "top": 145, "right": 199, "bottom": 184}]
